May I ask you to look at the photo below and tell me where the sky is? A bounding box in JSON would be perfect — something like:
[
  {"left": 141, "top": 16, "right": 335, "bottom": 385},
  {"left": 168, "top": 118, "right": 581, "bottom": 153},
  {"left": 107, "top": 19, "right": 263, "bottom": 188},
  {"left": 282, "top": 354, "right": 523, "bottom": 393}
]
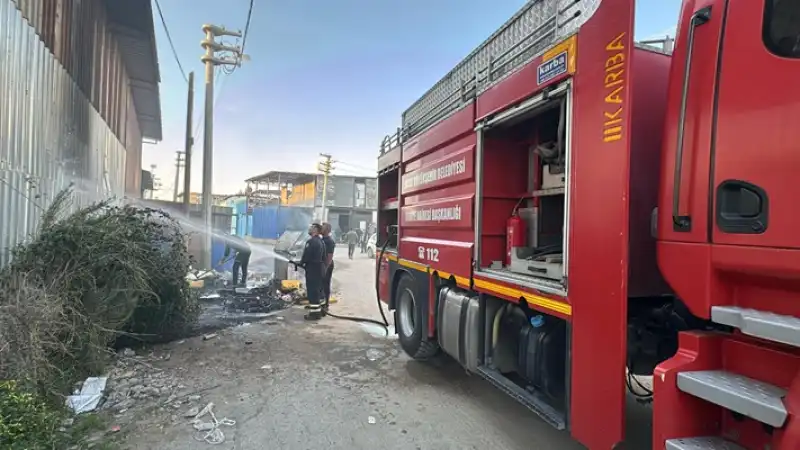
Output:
[{"left": 144, "top": 0, "right": 682, "bottom": 199}]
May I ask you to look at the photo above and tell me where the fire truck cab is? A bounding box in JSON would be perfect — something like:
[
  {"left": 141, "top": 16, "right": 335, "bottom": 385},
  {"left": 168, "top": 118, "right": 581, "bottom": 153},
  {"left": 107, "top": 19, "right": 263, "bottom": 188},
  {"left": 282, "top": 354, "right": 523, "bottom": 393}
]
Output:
[{"left": 375, "top": 0, "right": 800, "bottom": 448}]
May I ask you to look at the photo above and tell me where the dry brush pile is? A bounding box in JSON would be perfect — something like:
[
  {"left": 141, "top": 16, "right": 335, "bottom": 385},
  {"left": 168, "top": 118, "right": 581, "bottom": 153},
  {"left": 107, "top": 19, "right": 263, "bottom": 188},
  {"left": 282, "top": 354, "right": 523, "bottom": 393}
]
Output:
[{"left": 0, "top": 188, "right": 199, "bottom": 446}]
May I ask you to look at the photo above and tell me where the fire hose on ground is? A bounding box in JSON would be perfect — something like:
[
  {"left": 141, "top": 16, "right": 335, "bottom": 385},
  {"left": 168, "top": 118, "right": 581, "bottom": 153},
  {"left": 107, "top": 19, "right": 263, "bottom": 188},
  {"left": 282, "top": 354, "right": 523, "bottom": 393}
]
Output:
[{"left": 289, "top": 227, "right": 395, "bottom": 332}]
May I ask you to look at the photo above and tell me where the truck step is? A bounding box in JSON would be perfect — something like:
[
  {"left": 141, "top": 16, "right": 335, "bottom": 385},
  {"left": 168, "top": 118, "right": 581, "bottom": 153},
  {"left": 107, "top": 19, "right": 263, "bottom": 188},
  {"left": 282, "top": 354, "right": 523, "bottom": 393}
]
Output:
[
  {"left": 711, "top": 306, "right": 800, "bottom": 348},
  {"left": 677, "top": 370, "right": 787, "bottom": 427},
  {"left": 475, "top": 366, "right": 565, "bottom": 430},
  {"left": 665, "top": 437, "right": 745, "bottom": 450}
]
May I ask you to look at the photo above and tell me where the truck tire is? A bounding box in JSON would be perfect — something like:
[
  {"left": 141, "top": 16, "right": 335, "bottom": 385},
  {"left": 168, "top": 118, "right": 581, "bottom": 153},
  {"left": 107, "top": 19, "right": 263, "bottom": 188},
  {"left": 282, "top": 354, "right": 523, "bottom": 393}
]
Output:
[{"left": 395, "top": 274, "right": 439, "bottom": 360}]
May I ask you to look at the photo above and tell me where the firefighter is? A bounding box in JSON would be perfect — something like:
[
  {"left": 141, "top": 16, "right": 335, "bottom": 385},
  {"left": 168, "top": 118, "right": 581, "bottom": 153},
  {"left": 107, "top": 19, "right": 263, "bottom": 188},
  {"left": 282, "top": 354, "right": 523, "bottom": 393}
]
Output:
[
  {"left": 219, "top": 233, "right": 251, "bottom": 286},
  {"left": 320, "top": 222, "right": 336, "bottom": 310},
  {"left": 298, "top": 223, "right": 326, "bottom": 321}
]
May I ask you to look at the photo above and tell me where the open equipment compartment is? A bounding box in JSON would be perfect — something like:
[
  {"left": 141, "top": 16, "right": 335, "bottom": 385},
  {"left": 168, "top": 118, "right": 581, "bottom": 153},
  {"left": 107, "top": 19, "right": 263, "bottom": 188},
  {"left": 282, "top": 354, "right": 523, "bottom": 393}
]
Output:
[
  {"left": 476, "top": 82, "right": 571, "bottom": 295},
  {"left": 377, "top": 130, "right": 402, "bottom": 250},
  {"left": 377, "top": 169, "right": 399, "bottom": 249}
]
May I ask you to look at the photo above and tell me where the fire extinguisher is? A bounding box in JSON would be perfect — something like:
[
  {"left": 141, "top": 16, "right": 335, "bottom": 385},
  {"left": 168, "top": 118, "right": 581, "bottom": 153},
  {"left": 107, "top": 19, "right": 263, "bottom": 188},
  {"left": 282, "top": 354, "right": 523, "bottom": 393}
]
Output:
[{"left": 506, "top": 205, "right": 526, "bottom": 266}]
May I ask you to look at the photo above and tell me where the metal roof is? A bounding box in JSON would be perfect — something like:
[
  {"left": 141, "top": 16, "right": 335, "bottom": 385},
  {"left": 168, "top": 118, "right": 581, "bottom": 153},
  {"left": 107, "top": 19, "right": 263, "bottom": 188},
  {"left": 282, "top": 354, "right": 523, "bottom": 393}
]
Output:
[
  {"left": 105, "top": 0, "right": 162, "bottom": 141},
  {"left": 245, "top": 171, "right": 377, "bottom": 184},
  {"left": 245, "top": 171, "right": 318, "bottom": 184}
]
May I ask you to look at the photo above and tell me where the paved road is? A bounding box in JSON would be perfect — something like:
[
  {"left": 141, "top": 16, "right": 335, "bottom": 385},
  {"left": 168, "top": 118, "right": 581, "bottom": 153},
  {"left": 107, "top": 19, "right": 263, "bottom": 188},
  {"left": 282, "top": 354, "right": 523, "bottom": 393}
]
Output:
[{"left": 126, "top": 248, "right": 652, "bottom": 449}]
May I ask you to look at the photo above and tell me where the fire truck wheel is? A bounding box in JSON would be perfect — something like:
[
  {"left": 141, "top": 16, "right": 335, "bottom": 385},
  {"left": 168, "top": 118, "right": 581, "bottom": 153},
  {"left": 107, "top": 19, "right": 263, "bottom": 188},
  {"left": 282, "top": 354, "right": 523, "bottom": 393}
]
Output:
[{"left": 395, "top": 274, "right": 439, "bottom": 360}]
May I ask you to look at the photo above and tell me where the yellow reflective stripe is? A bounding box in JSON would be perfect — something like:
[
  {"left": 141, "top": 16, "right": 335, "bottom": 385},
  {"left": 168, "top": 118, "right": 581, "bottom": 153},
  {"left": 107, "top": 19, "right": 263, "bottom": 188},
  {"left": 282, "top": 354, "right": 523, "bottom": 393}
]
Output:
[
  {"left": 398, "top": 258, "right": 428, "bottom": 273},
  {"left": 393, "top": 260, "right": 569, "bottom": 316},
  {"left": 435, "top": 270, "right": 470, "bottom": 288},
  {"left": 473, "top": 278, "right": 572, "bottom": 316}
]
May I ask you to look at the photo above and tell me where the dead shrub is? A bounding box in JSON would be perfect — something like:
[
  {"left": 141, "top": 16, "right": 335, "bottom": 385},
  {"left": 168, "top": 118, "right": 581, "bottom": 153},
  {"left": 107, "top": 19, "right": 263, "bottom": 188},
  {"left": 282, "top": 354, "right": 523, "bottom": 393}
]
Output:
[{"left": 0, "top": 188, "right": 199, "bottom": 398}]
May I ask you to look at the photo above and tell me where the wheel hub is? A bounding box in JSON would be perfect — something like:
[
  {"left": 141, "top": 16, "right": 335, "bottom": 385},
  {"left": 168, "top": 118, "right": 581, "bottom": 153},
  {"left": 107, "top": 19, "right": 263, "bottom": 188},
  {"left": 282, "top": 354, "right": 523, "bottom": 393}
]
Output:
[{"left": 399, "top": 289, "right": 416, "bottom": 338}]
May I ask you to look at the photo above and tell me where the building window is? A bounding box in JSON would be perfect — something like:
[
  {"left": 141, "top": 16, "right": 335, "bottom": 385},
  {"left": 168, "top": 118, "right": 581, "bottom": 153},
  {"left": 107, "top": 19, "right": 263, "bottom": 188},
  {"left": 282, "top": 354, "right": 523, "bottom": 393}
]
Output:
[
  {"left": 355, "top": 183, "right": 366, "bottom": 208},
  {"left": 764, "top": 0, "right": 800, "bottom": 58}
]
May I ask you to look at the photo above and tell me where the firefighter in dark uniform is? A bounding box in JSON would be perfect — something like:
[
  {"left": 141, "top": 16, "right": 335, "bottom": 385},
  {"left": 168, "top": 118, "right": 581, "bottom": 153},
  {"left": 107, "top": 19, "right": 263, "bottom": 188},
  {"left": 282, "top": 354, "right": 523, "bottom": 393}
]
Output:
[
  {"left": 298, "top": 223, "right": 325, "bottom": 321},
  {"left": 220, "top": 233, "right": 251, "bottom": 286},
  {"left": 320, "top": 222, "right": 336, "bottom": 311}
]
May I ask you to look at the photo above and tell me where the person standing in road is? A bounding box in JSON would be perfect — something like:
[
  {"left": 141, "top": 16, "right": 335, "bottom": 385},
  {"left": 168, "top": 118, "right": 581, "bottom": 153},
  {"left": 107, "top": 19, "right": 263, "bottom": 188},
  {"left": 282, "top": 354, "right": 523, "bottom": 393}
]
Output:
[
  {"left": 219, "top": 233, "right": 251, "bottom": 286},
  {"left": 360, "top": 229, "right": 369, "bottom": 254},
  {"left": 299, "top": 223, "right": 326, "bottom": 321},
  {"left": 320, "top": 223, "right": 336, "bottom": 310},
  {"left": 345, "top": 228, "right": 359, "bottom": 259}
]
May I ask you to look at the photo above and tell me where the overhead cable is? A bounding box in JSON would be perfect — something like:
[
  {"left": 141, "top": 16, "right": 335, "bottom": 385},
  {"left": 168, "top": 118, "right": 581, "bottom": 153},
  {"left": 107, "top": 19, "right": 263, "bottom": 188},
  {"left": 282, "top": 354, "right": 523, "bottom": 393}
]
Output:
[{"left": 154, "top": 0, "right": 188, "bottom": 83}]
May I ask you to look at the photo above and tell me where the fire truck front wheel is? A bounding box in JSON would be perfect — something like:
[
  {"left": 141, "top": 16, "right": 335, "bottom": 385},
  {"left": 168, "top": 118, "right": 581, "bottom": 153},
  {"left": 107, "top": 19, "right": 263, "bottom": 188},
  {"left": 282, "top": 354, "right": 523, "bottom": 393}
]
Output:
[{"left": 395, "top": 274, "right": 439, "bottom": 360}]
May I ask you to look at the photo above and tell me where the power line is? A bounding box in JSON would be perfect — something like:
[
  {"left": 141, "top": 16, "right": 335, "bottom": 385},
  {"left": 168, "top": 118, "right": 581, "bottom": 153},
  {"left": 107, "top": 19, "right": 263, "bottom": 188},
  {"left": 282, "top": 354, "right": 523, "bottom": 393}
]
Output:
[
  {"left": 240, "top": 0, "right": 255, "bottom": 58},
  {"left": 154, "top": 0, "right": 188, "bottom": 83},
  {"left": 223, "top": 0, "right": 254, "bottom": 75},
  {"left": 335, "top": 160, "right": 378, "bottom": 174},
  {"left": 192, "top": 67, "right": 230, "bottom": 144}
]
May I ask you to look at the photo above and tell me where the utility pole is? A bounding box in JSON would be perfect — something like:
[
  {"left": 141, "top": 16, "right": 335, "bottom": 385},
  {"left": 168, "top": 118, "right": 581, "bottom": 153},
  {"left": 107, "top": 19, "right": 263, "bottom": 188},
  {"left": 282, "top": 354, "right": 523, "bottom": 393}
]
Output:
[
  {"left": 317, "top": 153, "right": 334, "bottom": 222},
  {"left": 149, "top": 164, "right": 158, "bottom": 199},
  {"left": 183, "top": 71, "right": 195, "bottom": 210},
  {"left": 199, "top": 24, "right": 242, "bottom": 268},
  {"left": 172, "top": 151, "right": 185, "bottom": 202}
]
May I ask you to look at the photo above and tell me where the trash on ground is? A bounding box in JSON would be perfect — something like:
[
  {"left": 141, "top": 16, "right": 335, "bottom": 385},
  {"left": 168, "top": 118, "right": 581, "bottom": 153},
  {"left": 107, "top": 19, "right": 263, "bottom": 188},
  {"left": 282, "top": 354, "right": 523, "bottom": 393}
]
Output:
[
  {"left": 66, "top": 376, "right": 108, "bottom": 414},
  {"left": 366, "top": 349, "right": 384, "bottom": 361},
  {"left": 203, "top": 333, "right": 218, "bottom": 341},
  {"left": 280, "top": 279, "right": 301, "bottom": 291},
  {"left": 368, "top": 416, "right": 376, "bottom": 424},
  {"left": 190, "top": 402, "right": 236, "bottom": 445},
  {"left": 217, "top": 278, "right": 299, "bottom": 314}
]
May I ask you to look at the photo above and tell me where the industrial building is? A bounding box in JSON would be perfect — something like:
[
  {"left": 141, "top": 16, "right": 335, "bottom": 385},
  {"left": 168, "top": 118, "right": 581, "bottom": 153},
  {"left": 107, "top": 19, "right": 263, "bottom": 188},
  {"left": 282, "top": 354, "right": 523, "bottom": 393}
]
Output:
[
  {"left": 0, "top": 0, "right": 161, "bottom": 265},
  {"left": 238, "top": 171, "right": 378, "bottom": 238}
]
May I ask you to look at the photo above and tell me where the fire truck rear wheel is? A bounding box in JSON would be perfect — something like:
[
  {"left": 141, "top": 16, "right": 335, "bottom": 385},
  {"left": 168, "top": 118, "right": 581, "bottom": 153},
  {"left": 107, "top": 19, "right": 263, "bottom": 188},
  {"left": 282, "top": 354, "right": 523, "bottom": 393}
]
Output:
[{"left": 395, "top": 274, "right": 439, "bottom": 360}]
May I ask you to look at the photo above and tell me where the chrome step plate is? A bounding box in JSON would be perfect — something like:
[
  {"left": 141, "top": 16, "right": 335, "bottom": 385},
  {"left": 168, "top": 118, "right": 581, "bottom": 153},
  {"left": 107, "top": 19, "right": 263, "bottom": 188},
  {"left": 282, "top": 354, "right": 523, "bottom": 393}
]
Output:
[
  {"left": 665, "top": 437, "right": 745, "bottom": 450},
  {"left": 712, "top": 306, "right": 800, "bottom": 348},
  {"left": 677, "top": 370, "right": 787, "bottom": 427}
]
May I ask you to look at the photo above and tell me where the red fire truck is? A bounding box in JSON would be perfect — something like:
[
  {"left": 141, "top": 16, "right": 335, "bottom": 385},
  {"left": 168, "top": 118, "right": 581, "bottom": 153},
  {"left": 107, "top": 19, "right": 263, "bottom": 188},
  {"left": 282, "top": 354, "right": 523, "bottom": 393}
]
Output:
[{"left": 375, "top": 0, "right": 800, "bottom": 448}]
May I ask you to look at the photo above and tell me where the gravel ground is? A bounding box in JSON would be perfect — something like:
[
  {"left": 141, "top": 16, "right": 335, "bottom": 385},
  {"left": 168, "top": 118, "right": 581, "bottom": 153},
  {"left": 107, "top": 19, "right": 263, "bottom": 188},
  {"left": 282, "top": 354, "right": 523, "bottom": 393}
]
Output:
[{"left": 115, "top": 247, "right": 651, "bottom": 449}]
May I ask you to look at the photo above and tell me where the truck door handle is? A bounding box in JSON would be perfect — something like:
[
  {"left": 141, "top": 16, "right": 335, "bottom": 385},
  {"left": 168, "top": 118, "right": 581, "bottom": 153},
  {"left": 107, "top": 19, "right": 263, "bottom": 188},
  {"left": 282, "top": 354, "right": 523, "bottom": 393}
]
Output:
[
  {"left": 672, "top": 6, "right": 712, "bottom": 232},
  {"left": 715, "top": 180, "right": 769, "bottom": 234}
]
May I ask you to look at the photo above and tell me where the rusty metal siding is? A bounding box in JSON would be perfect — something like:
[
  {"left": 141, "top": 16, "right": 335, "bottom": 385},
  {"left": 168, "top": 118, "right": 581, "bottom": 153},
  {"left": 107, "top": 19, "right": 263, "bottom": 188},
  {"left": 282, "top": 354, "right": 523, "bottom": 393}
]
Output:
[
  {"left": 0, "top": 0, "right": 128, "bottom": 266},
  {"left": 10, "top": 0, "right": 138, "bottom": 153}
]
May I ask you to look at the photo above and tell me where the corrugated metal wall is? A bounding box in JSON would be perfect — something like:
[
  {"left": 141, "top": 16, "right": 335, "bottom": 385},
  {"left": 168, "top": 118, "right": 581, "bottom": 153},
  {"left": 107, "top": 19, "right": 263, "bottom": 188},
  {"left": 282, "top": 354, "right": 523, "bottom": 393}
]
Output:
[
  {"left": 251, "top": 206, "right": 278, "bottom": 239},
  {"left": 226, "top": 196, "right": 251, "bottom": 236},
  {"left": 250, "top": 205, "right": 313, "bottom": 240},
  {"left": 0, "top": 0, "right": 133, "bottom": 266}
]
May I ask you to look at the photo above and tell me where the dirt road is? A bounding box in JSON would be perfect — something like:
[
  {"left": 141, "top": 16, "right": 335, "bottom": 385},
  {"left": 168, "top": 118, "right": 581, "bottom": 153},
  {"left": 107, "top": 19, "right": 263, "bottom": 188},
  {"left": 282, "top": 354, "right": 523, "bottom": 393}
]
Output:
[{"left": 119, "top": 249, "right": 649, "bottom": 449}]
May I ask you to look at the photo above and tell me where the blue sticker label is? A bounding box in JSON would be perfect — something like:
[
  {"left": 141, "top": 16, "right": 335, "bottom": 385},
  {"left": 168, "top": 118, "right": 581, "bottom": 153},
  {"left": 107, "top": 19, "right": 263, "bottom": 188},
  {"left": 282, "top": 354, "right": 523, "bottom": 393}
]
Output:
[{"left": 537, "top": 51, "right": 568, "bottom": 85}]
